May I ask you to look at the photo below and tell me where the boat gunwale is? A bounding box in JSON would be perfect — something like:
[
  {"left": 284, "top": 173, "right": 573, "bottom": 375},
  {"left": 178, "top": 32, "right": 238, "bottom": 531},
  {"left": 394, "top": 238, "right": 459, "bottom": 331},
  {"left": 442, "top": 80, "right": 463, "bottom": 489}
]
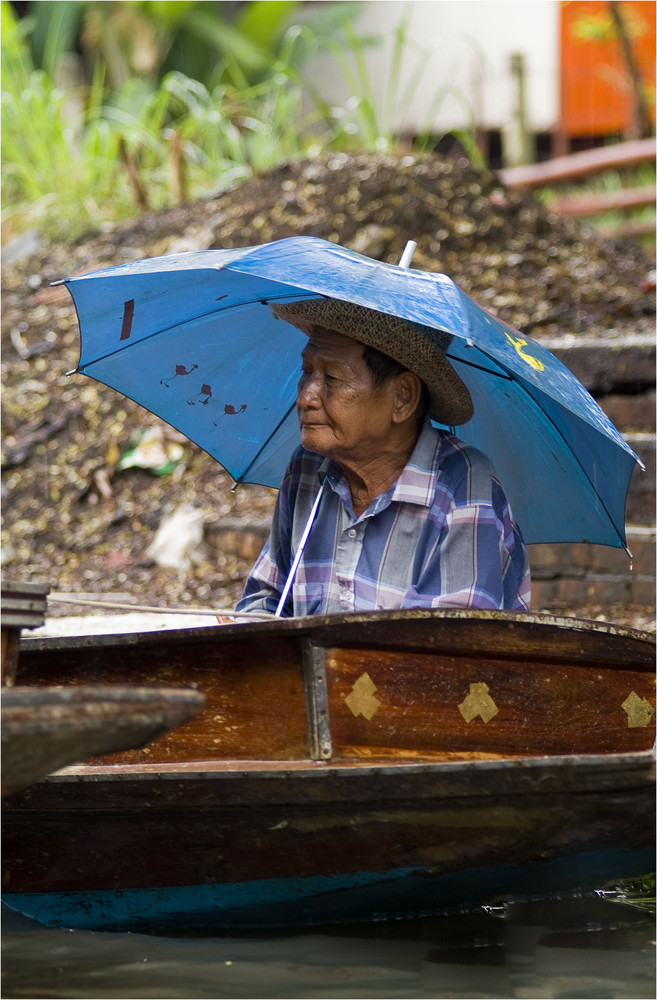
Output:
[
  {"left": 34, "top": 747, "right": 657, "bottom": 784},
  {"left": 18, "top": 607, "right": 657, "bottom": 655}
]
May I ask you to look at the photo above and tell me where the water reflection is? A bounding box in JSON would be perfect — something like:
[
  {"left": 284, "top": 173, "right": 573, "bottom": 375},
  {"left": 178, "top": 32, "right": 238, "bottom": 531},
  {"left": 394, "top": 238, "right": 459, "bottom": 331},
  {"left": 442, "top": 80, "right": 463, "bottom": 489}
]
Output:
[{"left": 2, "top": 892, "right": 654, "bottom": 999}]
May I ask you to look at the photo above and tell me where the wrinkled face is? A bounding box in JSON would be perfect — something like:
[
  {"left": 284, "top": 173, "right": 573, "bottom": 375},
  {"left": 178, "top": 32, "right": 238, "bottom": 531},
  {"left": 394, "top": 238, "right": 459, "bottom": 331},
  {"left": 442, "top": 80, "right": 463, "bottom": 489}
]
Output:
[{"left": 297, "top": 328, "right": 397, "bottom": 466}]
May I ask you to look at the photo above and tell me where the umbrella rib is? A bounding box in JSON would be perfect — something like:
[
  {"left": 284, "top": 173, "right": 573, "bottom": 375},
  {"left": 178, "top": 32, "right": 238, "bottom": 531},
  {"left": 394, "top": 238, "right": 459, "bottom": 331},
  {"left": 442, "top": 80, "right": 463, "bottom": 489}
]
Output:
[
  {"left": 468, "top": 345, "right": 632, "bottom": 549},
  {"left": 233, "top": 398, "right": 299, "bottom": 488},
  {"left": 74, "top": 309, "right": 230, "bottom": 371},
  {"left": 72, "top": 294, "right": 316, "bottom": 372},
  {"left": 445, "top": 353, "right": 514, "bottom": 379}
]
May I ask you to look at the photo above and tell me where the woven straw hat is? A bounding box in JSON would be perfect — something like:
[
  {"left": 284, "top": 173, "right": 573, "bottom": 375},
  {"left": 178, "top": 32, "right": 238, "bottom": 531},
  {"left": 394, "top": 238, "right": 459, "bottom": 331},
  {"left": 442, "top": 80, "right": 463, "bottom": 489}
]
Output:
[{"left": 271, "top": 298, "right": 473, "bottom": 426}]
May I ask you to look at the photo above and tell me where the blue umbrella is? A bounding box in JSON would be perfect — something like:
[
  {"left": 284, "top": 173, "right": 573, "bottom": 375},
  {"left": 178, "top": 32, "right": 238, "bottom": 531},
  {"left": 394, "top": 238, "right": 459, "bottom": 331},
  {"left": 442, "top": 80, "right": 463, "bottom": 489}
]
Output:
[{"left": 62, "top": 235, "right": 641, "bottom": 549}]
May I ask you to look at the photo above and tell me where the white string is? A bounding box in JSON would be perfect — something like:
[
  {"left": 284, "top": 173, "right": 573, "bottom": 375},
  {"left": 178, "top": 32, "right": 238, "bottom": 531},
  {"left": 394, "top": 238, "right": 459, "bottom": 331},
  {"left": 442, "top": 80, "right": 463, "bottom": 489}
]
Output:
[
  {"left": 274, "top": 240, "right": 414, "bottom": 617},
  {"left": 47, "top": 594, "right": 271, "bottom": 620},
  {"left": 275, "top": 478, "right": 327, "bottom": 617}
]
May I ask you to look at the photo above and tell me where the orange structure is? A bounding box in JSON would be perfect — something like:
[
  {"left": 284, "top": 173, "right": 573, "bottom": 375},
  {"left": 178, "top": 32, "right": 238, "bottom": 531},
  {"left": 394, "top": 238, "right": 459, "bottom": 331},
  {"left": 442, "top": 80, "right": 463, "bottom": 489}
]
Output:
[{"left": 560, "top": 0, "right": 656, "bottom": 140}]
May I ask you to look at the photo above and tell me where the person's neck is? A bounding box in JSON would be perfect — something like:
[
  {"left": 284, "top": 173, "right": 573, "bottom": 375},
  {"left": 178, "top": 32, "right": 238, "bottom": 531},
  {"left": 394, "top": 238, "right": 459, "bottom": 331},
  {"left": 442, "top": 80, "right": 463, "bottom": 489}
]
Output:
[{"left": 341, "top": 422, "right": 421, "bottom": 517}]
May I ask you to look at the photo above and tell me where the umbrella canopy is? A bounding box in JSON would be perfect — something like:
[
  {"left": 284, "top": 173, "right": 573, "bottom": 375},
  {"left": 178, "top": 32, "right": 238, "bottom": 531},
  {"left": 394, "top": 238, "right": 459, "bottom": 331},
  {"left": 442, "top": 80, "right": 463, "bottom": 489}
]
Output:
[{"left": 62, "top": 236, "right": 641, "bottom": 549}]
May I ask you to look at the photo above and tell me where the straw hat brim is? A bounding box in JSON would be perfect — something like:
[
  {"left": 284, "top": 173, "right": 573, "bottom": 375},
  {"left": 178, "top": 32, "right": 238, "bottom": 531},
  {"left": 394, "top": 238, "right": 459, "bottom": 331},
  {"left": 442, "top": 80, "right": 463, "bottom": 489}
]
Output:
[{"left": 271, "top": 298, "right": 473, "bottom": 426}]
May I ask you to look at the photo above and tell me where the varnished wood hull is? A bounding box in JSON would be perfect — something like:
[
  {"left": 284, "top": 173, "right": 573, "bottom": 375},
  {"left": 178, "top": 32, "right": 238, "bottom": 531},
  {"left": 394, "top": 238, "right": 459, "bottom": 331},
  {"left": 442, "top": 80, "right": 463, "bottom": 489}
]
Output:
[
  {"left": 3, "top": 752, "right": 654, "bottom": 931},
  {"left": 2, "top": 610, "right": 655, "bottom": 930}
]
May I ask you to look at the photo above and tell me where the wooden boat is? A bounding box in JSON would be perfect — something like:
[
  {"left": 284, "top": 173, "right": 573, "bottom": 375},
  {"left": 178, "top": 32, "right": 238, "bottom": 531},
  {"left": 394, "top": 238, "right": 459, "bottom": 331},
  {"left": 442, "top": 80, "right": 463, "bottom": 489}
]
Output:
[
  {"left": 1, "top": 580, "right": 205, "bottom": 797},
  {"left": 2, "top": 609, "right": 654, "bottom": 932},
  {"left": 1, "top": 579, "right": 49, "bottom": 683},
  {"left": 1, "top": 685, "right": 206, "bottom": 797}
]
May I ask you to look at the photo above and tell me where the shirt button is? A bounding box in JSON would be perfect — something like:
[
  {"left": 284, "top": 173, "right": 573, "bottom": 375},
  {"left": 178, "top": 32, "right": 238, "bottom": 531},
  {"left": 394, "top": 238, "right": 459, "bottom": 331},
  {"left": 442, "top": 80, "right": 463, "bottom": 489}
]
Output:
[{"left": 347, "top": 528, "right": 357, "bottom": 538}]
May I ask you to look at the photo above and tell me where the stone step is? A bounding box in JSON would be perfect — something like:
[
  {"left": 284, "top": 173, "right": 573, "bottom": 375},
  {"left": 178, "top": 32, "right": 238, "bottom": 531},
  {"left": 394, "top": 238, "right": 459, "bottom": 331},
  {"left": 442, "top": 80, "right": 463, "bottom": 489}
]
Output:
[
  {"left": 214, "top": 524, "right": 656, "bottom": 571},
  {"left": 209, "top": 521, "right": 655, "bottom": 610},
  {"left": 206, "top": 518, "right": 271, "bottom": 564},
  {"left": 532, "top": 573, "right": 655, "bottom": 611},
  {"left": 529, "top": 527, "right": 655, "bottom": 612},
  {"left": 539, "top": 333, "right": 655, "bottom": 395},
  {"left": 204, "top": 433, "right": 655, "bottom": 561},
  {"left": 597, "top": 391, "right": 655, "bottom": 434},
  {"left": 625, "top": 433, "right": 655, "bottom": 525},
  {"left": 528, "top": 527, "right": 655, "bottom": 577}
]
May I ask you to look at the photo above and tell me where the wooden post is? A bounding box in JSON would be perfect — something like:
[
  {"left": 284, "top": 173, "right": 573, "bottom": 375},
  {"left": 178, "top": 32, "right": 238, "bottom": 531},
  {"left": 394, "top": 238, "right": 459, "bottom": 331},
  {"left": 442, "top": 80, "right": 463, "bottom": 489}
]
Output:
[
  {"left": 170, "top": 130, "right": 187, "bottom": 206},
  {"left": 499, "top": 137, "right": 656, "bottom": 188},
  {"left": 471, "top": 54, "right": 489, "bottom": 165},
  {"left": 502, "top": 52, "right": 533, "bottom": 168},
  {"left": 118, "top": 138, "right": 150, "bottom": 212},
  {"left": 1, "top": 582, "right": 49, "bottom": 686}
]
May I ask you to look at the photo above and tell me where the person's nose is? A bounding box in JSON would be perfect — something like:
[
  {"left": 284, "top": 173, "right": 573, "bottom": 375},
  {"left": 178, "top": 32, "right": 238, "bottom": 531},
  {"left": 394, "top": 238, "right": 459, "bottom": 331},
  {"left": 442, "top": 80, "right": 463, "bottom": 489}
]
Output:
[{"left": 297, "top": 373, "right": 321, "bottom": 408}]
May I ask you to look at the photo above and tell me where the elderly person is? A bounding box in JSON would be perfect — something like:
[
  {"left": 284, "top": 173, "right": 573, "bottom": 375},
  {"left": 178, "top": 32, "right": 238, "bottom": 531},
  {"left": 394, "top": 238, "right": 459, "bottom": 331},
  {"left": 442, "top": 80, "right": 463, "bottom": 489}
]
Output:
[{"left": 235, "top": 298, "right": 530, "bottom": 617}]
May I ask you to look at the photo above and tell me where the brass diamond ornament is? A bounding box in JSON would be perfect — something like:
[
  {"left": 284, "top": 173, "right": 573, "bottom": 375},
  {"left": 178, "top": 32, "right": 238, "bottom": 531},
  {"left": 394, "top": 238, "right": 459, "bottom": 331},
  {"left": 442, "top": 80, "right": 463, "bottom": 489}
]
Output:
[
  {"left": 345, "top": 672, "right": 381, "bottom": 720},
  {"left": 458, "top": 682, "right": 499, "bottom": 724},
  {"left": 621, "top": 690, "right": 655, "bottom": 729}
]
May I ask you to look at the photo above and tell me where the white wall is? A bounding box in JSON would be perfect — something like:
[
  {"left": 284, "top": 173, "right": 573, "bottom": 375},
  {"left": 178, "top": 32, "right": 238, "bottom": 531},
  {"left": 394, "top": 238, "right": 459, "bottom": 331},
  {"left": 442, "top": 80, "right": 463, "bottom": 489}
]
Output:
[{"left": 306, "top": 0, "right": 559, "bottom": 136}]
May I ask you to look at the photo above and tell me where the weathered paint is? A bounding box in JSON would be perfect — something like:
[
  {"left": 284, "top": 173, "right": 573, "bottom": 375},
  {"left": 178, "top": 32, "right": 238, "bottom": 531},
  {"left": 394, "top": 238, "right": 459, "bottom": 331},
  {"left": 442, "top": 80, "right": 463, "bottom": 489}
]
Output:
[{"left": 4, "top": 846, "right": 654, "bottom": 932}]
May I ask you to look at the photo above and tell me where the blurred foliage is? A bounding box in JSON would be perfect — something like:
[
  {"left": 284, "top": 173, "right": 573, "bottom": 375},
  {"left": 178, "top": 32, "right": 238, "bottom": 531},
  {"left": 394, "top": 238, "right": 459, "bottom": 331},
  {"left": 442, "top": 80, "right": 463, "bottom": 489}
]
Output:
[
  {"left": 572, "top": 4, "right": 648, "bottom": 44},
  {"left": 16, "top": 0, "right": 313, "bottom": 89},
  {"left": 1, "top": 0, "right": 484, "bottom": 243},
  {"left": 1, "top": 0, "right": 342, "bottom": 239},
  {"left": 307, "top": 11, "right": 484, "bottom": 163}
]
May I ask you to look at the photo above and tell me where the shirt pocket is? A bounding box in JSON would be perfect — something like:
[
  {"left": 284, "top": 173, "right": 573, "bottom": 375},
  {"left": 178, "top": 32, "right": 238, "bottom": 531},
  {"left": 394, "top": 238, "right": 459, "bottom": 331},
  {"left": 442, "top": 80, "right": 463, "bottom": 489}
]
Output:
[{"left": 293, "top": 582, "right": 325, "bottom": 616}]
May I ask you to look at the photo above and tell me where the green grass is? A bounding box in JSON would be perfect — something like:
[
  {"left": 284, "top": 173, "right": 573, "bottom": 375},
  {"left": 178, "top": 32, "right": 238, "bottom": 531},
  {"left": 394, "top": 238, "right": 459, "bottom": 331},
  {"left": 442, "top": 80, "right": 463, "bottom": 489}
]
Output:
[{"left": 1, "top": 1, "right": 483, "bottom": 244}]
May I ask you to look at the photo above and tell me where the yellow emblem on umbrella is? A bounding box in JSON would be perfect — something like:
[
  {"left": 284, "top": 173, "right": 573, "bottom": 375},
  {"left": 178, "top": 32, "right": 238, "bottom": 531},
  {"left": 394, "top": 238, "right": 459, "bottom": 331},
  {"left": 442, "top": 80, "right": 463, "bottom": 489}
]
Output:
[{"left": 504, "top": 332, "right": 545, "bottom": 372}]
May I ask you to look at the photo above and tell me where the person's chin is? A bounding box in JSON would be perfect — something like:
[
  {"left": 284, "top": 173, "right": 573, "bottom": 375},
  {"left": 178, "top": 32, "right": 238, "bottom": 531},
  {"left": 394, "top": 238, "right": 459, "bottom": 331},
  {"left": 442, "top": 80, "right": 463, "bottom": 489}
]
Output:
[{"left": 300, "top": 425, "right": 332, "bottom": 455}]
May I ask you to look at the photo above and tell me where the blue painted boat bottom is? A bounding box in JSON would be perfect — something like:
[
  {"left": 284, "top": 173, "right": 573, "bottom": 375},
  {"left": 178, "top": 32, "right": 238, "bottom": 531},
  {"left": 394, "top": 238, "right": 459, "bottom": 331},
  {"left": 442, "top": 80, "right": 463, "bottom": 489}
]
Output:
[{"left": 3, "top": 846, "right": 653, "bottom": 932}]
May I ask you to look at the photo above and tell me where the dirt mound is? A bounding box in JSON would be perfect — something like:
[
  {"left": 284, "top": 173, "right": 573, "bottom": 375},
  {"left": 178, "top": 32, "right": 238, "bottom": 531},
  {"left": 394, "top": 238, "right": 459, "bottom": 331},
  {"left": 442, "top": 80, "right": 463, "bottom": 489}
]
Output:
[{"left": 2, "top": 152, "right": 654, "bottom": 622}]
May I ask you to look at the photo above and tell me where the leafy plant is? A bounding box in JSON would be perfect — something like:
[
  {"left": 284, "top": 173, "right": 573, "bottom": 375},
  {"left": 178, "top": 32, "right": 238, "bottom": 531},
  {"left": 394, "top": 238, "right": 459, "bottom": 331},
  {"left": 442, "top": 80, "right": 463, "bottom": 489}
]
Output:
[
  {"left": 1, "top": 4, "right": 129, "bottom": 240},
  {"left": 0, "top": 1, "right": 320, "bottom": 239},
  {"left": 304, "top": 12, "right": 483, "bottom": 164},
  {"left": 1, "top": 0, "right": 483, "bottom": 242},
  {"left": 15, "top": 0, "right": 353, "bottom": 91}
]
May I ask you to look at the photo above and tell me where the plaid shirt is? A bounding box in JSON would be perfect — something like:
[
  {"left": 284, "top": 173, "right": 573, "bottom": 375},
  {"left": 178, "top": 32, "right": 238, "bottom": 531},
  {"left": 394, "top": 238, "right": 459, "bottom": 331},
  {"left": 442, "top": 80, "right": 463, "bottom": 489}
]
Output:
[{"left": 236, "top": 419, "right": 531, "bottom": 617}]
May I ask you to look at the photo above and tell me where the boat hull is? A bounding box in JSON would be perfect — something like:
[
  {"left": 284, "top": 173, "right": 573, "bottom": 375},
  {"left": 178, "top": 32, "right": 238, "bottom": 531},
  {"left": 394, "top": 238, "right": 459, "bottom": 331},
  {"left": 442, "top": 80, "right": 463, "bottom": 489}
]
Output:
[
  {"left": 3, "top": 751, "right": 654, "bottom": 931},
  {"left": 3, "top": 610, "right": 655, "bottom": 930}
]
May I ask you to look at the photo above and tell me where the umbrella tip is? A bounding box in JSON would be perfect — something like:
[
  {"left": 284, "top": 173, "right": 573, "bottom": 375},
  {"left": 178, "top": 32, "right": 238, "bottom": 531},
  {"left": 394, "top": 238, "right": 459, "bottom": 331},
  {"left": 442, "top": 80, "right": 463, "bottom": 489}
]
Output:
[{"left": 398, "top": 241, "right": 417, "bottom": 269}]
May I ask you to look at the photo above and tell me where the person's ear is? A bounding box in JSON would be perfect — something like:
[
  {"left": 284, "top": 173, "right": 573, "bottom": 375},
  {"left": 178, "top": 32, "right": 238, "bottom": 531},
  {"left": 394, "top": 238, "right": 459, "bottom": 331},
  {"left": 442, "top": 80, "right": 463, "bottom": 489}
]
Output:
[{"left": 391, "top": 372, "right": 423, "bottom": 423}]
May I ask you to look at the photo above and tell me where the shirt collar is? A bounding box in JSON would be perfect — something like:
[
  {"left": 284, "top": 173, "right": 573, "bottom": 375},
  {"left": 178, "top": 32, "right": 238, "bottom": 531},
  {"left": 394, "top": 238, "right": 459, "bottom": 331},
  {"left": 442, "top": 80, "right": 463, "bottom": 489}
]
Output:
[
  {"left": 389, "top": 417, "right": 441, "bottom": 507},
  {"left": 318, "top": 418, "right": 442, "bottom": 513}
]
